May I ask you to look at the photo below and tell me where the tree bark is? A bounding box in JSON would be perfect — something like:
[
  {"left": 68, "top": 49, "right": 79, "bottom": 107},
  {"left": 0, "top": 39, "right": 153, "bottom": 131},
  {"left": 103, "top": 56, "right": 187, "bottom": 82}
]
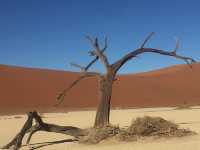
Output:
[{"left": 94, "top": 73, "right": 114, "bottom": 127}]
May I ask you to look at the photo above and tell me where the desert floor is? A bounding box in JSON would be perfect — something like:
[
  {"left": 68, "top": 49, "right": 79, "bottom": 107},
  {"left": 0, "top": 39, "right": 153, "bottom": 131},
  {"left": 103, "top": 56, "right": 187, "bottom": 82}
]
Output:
[{"left": 1, "top": 107, "right": 200, "bottom": 150}]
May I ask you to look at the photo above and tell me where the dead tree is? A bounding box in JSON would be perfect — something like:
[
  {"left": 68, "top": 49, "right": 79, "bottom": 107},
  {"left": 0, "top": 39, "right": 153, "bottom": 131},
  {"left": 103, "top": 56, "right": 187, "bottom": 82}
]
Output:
[
  {"left": 2, "top": 33, "right": 195, "bottom": 149},
  {"left": 56, "top": 32, "right": 195, "bottom": 127}
]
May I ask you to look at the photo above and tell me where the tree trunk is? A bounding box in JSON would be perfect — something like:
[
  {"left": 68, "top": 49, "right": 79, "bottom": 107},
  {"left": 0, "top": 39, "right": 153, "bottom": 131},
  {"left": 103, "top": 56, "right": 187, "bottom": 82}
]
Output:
[{"left": 94, "top": 74, "right": 113, "bottom": 127}]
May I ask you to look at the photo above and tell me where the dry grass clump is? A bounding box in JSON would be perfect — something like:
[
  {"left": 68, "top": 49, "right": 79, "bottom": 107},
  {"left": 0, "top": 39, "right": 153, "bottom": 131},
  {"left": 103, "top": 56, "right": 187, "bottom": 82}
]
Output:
[
  {"left": 118, "top": 116, "right": 194, "bottom": 141},
  {"left": 80, "top": 116, "right": 195, "bottom": 144},
  {"left": 176, "top": 105, "right": 191, "bottom": 110}
]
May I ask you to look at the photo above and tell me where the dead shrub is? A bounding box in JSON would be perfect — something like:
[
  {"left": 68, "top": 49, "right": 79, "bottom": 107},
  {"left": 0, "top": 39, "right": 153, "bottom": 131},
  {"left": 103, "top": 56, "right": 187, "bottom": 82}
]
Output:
[
  {"left": 175, "top": 101, "right": 192, "bottom": 110},
  {"left": 14, "top": 116, "right": 23, "bottom": 119},
  {"left": 117, "top": 116, "right": 195, "bottom": 141}
]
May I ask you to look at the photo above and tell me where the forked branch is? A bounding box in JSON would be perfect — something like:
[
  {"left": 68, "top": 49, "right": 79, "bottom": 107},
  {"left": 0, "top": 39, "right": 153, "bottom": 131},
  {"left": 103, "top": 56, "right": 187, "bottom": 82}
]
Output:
[
  {"left": 85, "top": 37, "right": 107, "bottom": 70},
  {"left": 1, "top": 112, "right": 34, "bottom": 150},
  {"left": 87, "top": 36, "right": 110, "bottom": 71},
  {"left": 56, "top": 36, "right": 109, "bottom": 105}
]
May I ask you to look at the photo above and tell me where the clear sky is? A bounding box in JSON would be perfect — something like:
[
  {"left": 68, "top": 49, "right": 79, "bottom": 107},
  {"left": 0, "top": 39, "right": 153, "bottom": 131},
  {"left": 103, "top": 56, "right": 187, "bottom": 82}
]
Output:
[{"left": 0, "top": 0, "right": 199, "bottom": 73}]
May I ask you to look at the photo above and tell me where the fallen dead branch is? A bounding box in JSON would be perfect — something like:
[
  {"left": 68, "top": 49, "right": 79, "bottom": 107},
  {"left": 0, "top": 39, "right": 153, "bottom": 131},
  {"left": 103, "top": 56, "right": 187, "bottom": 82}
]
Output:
[{"left": 1, "top": 111, "right": 86, "bottom": 150}]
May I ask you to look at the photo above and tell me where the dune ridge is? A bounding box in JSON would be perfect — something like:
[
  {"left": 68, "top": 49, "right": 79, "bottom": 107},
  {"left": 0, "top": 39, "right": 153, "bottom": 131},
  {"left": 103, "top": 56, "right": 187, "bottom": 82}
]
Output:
[{"left": 0, "top": 63, "right": 200, "bottom": 114}]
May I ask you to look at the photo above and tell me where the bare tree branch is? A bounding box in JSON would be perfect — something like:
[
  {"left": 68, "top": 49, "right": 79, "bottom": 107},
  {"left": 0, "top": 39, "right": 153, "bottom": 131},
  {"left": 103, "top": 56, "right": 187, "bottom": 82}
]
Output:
[
  {"left": 140, "top": 32, "right": 155, "bottom": 48},
  {"left": 69, "top": 36, "right": 108, "bottom": 72},
  {"left": 103, "top": 35, "right": 108, "bottom": 51},
  {"left": 70, "top": 62, "right": 86, "bottom": 72},
  {"left": 172, "top": 37, "right": 180, "bottom": 54},
  {"left": 55, "top": 72, "right": 98, "bottom": 106},
  {"left": 85, "top": 57, "right": 99, "bottom": 70},
  {"left": 112, "top": 34, "right": 196, "bottom": 73},
  {"left": 57, "top": 36, "right": 109, "bottom": 106},
  {"left": 86, "top": 35, "right": 94, "bottom": 45}
]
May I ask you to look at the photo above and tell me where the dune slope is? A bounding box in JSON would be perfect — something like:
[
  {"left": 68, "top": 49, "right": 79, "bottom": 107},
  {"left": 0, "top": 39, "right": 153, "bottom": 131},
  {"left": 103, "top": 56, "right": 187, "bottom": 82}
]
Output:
[{"left": 0, "top": 63, "right": 200, "bottom": 114}]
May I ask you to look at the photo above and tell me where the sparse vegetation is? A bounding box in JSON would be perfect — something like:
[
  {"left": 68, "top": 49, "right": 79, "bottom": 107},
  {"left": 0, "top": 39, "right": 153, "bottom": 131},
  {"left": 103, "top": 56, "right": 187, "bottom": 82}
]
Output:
[
  {"left": 175, "top": 101, "right": 192, "bottom": 110},
  {"left": 13, "top": 116, "right": 23, "bottom": 119}
]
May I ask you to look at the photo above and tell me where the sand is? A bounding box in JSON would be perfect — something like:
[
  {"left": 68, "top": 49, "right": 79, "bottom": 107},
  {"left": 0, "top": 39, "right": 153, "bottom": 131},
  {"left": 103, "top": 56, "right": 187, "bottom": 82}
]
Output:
[{"left": 1, "top": 107, "right": 200, "bottom": 150}]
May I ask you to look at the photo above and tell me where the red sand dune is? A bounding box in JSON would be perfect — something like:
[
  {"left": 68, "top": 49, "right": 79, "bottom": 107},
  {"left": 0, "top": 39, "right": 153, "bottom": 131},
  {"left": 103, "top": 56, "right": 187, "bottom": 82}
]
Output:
[{"left": 0, "top": 63, "right": 200, "bottom": 114}]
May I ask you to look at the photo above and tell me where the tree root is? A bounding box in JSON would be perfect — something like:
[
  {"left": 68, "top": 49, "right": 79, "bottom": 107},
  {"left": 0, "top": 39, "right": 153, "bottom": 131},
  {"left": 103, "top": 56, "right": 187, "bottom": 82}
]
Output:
[{"left": 2, "top": 111, "right": 86, "bottom": 150}]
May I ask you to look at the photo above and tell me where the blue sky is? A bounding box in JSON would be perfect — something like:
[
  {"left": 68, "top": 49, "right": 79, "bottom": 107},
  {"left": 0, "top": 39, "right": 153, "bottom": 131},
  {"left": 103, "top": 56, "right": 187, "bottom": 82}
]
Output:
[{"left": 0, "top": 0, "right": 199, "bottom": 73}]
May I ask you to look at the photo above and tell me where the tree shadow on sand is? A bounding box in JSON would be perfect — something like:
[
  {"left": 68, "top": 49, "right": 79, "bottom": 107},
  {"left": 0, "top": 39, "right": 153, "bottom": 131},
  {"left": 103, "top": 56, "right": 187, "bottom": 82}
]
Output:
[{"left": 22, "top": 139, "right": 77, "bottom": 150}]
